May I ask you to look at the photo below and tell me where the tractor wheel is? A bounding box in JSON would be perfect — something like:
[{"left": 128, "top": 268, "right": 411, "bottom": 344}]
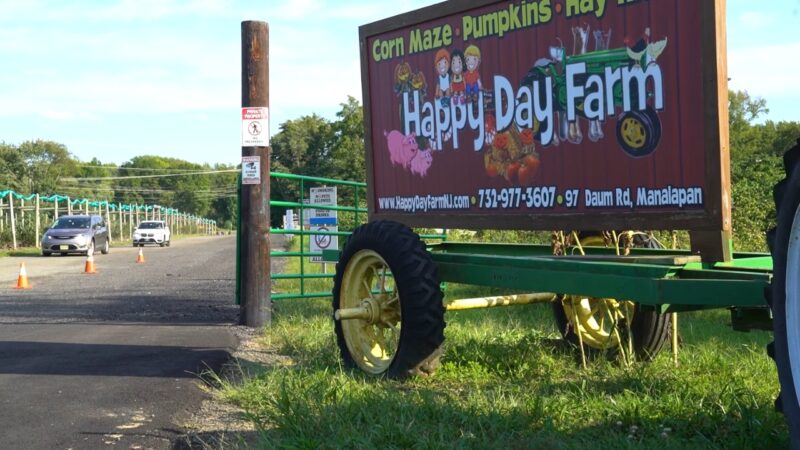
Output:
[
  {"left": 767, "top": 139, "right": 800, "bottom": 443},
  {"left": 332, "top": 220, "right": 445, "bottom": 379},
  {"left": 616, "top": 106, "right": 661, "bottom": 158},
  {"left": 552, "top": 233, "right": 671, "bottom": 361}
]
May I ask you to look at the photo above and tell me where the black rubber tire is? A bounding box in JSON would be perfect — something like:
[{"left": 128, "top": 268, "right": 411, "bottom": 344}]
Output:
[
  {"left": 552, "top": 232, "right": 672, "bottom": 361},
  {"left": 768, "top": 139, "right": 800, "bottom": 445},
  {"left": 101, "top": 238, "right": 109, "bottom": 254},
  {"left": 616, "top": 107, "right": 660, "bottom": 158},
  {"left": 643, "top": 105, "right": 662, "bottom": 151},
  {"left": 159, "top": 242, "right": 165, "bottom": 247},
  {"left": 42, "top": 251, "right": 51, "bottom": 257},
  {"left": 333, "top": 220, "right": 445, "bottom": 379},
  {"left": 86, "top": 240, "right": 95, "bottom": 256}
]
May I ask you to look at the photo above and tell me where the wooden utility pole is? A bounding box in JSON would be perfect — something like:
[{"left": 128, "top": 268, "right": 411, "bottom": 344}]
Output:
[{"left": 240, "top": 20, "right": 271, "bottom": 327}]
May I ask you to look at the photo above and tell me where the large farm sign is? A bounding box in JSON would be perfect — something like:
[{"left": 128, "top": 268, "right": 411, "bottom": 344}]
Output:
[{"left": 360, "top": 0, "right": 729, "bottom": 232}]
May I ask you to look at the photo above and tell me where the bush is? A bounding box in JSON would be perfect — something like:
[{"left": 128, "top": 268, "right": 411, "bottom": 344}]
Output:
[{"left": 0, "top": 219, "right": 41, "bottom": 248}]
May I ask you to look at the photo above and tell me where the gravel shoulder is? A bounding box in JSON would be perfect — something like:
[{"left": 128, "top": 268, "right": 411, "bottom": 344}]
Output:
[{"left": 176, "top": 234, "right": 291, "bottom": 449}]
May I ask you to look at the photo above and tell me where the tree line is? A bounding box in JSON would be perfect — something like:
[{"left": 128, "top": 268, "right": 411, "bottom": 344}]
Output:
[{"left": 0, "top": 142, "right": 239, "bottom": 236}]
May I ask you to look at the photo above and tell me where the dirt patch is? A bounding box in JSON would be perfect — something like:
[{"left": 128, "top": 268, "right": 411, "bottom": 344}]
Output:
[{"left": 175, "top": 327, "right": 286, "bottom": 449}]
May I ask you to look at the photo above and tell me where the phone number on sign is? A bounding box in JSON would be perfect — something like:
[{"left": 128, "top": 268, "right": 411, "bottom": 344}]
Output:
[{"left": 477, "top": 187, "right": 557, "bottom": 209}]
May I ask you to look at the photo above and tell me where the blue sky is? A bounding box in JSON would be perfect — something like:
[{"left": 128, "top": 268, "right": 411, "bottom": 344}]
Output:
[{"left": 0, "top": 0, "right": 798, "bottom": 167}]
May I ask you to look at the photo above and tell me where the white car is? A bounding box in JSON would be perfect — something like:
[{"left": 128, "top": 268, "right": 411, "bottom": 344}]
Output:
[{"left": 133, "top": 220, "right": 171, "bottom": 247}]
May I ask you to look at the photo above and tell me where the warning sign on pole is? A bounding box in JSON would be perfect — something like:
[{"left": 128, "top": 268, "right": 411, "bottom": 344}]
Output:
[
  {"left": 241, "top": 156, "right": 261, "bottom": 185},
  {"left": 241, "top": 107, "right": 269, "bottom": 147}
]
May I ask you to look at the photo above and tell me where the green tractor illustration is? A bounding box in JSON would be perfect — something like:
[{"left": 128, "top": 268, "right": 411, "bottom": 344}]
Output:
[{"left": 522, "top": 26, "right": 667, "bottom": 157}]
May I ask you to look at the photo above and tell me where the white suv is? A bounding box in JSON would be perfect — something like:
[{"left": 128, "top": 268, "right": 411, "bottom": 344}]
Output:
[{"left": 133, "top": 220, "right": 171, "bottom": 247}]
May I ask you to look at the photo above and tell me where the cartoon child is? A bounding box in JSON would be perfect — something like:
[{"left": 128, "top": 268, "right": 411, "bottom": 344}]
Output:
[
  {"left": 464, "top": 45, "right": 482, "bottom": 103},
  {"left": 434, "top": 48, "right": 451, "bottom": 100},
  {"left": 450, "top": 49, "right": 466, "bottom": 105}
]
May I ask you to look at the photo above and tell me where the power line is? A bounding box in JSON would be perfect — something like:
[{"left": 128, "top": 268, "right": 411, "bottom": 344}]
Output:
[
  {"left": 73, "top": 164, "right": 236, "bottom": 172},
  {"left": 55, "top": 186, "right": 237, "bottom": 194},
  {"left": 61, "top": 168, "right": 239, "bottom": 181}
]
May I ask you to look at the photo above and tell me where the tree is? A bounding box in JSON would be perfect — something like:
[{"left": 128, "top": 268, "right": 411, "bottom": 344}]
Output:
[
  {"left": 727, "top": 90, "right": 799, "bottom": 251},
  {"left": 728, "top": 90, "right": 768, "bottom": 134},
  {"left": 330, "top": 96, "right": 366, "bottom": 182},
  {"left": 17, "top": 140, "right": 78, "bottom": 194},
  {"left": 0, "top": 143, "right": 25, "bottom": 191},
  {"left": 270, "top": 114, "right": 334, "bottom": 178},
  {"left": 269, "top": 115, "right": 334, "bottom": 226}
]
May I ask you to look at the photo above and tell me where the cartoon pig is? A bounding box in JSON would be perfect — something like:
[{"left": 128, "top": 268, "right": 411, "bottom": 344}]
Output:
[
  {"left": 410, "top": 149, "right": 433, "bottom": 177},
  {"left": 385, "top": 130, "right": 419, "bottom": 168}
]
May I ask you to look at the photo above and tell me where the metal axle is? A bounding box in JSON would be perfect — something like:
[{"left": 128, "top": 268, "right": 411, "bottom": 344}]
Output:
[{"left": 334, "top": 292, "right": 556, "bottom": 321}]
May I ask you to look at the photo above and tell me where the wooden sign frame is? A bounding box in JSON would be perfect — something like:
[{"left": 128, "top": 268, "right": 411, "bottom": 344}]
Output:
[{"left": 359, "top": 0, "right": 730, "bottom": 260}]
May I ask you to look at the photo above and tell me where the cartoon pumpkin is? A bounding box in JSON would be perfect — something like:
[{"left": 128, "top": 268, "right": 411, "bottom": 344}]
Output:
[{"left": 394, "top": 62, "right": 412, "bottom": 94}]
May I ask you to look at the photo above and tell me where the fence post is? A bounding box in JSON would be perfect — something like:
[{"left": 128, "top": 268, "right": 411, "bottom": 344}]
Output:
[
  {"left": 67, "top": 196, "right": 72, "bottom": 215},
  {"left": 8, "top": 192, "right": 16, "bottom": 249},
  {"left": 118, "top": 203, "right": 123, "bottom": 242},
  {"left": 105, "top": 201, "right": 112, "bottom": 243},
  {"left": 35, "top": 194, "right": 40, "bottom": 248},
  {"left": 240, "top": 20, "right": 271, "bottom": 327}
]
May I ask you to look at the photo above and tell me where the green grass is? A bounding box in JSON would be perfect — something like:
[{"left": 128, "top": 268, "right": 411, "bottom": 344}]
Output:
[
  {"left": 219, "top": 249, "right": 789, "bottom": 449},
  {"left": 0, "top": 247, "right": 41, "bottom": 257}
]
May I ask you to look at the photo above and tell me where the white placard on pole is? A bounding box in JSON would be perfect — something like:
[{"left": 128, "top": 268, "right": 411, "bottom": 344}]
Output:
[
  {"left": 241, "top": 156, "right": 261, "bottom": 185},
  {"left": 241, "top": 107, "right": 269, "bottom": 147}
]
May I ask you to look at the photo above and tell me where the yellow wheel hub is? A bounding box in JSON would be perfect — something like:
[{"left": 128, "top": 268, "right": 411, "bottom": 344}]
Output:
[
  {"left": 620, "top": 117, "right": 647, "bottom": 149},
  {"left": 561, "top": 234, "right": 636, "bottom": 350},
  {"left": 339, "top": 250, "right": 401, "bottom": 375},
  {"left": 561, "top": 295, "right": 635, "bottom": 350}
]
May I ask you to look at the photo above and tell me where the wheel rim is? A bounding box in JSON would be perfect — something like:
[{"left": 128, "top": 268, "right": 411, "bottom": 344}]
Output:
[
  {"left": 561, "top": 235, "right": 635, "bottom": 350},
  {"left": 787, "top": 202, "right": 800, "bottom": 405},
  {"left": 621, "top": 117, "right": 647, "bottom": 149},
  {"left": 340, "top": 249, "right": 401, "bottom": 375}
]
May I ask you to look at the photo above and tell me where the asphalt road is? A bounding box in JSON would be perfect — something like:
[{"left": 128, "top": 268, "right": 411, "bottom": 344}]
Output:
[{"left": 0, "top": 235, "right": 243, "bottom": 449}]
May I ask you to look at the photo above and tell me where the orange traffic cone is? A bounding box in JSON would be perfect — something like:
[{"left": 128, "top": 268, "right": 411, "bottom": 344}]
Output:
[
  {"left": 136, "top": 247, "right": 145, "bottom": 264},
  {"left": 16, "top": 263, "right": 30, "bottom": 289},
  {"left": 84, "top": 253, "right": 97, "bottom": 274}
]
